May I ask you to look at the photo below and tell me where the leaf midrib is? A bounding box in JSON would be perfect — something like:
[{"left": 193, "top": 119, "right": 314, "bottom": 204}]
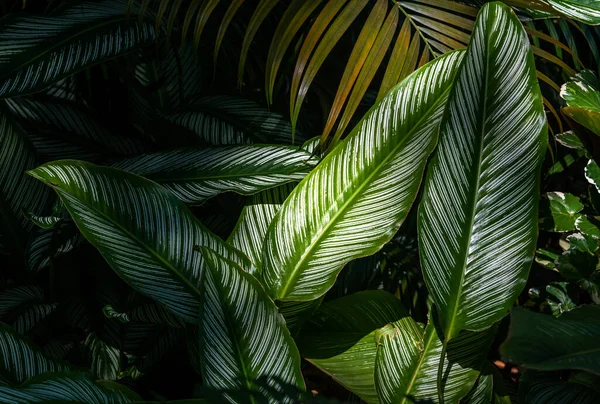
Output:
[
  {"left": 400, "top": 326, "right": 435, "bottom": 404},
  {"left": 149, "top": 167, "right": 309, "bottom": 183},
  {"left": 279, "top": 74, "right": 454, "bottom": 299},
  {"left": 53, "top": 187, "right": 204, "bottom": 303},
  {"left": 444, "top": 16, "right": 492, "bottom": 341}
]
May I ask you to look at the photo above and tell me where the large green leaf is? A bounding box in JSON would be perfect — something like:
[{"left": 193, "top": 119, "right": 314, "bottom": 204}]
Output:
[
  {"left": 297, "top": 291, "right": 408, "bottom": 403},
  {"left": 28, "top": 160, "right": 250, "bottom": 323},
  {"left": 261, "top": 50, "right": 465, "bottom": 301},
  {"left": 546, "top": 0, "right": 600, "bottom": 24},
  {"left": 0, "top": 323, "right": 72, "bottom": 385},
  {"left": 0, "top": 0, "right": 156, "bottom": 98},
  {"left": 501, "top": 306, "right": 600, "bottom": 375},
  {"left": 0, "top": 105, "right": 50, "bottom": 266},
  {"left": 114, "top": 146, "right": 314, "bottom": 204},
  {"left": 374, "top": 321, "right": 494, "bottom": 403},
  {"left": 198, "top": 248, "right": 305, "bottom": 402},
  {"left": 519, "top": 370, "right": 600, "bottom": 404},
  {"left": 418, "top": 2, "right": 547, "bottom": 341},
  {"left": 0, "top": 372, "right": 140, "bottom": 403}
]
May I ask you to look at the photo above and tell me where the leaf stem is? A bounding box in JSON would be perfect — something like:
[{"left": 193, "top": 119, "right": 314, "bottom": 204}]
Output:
[{"left": 437, "top": 339, "right": 447, "bottom": 404}]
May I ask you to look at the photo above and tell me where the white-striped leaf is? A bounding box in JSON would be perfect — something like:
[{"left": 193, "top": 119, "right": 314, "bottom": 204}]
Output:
[
  {"left": 261, "top": 50, "right": 465, "bottom": 301},
  {"left": 103, "top": 302, "right": 186, "bottom": 328},
  {"left": 0, "top": 0, "right": 155, "bottom": 98},
  {"left": 519, "top": 370, "right": 600, "bottom": 404},
  {"left": 375, "top": 321, "right": 494, "bottom": 403},
  {"left": 0, "top": 105, "right": 50, "bottom": 266},
  {"left": 0, "top": 285, "right": 57, "bottom": 333},
  {"left": 198, "top": 248, "right": 305, "bottom": 402},
  {"left": 546, "top": 1, "right": 600, "bottom": 24},
  {"left": 297, "top": 291, "right": 408, "bottom": 403},
  {"left": 0, "top": 323, "right": 72, "bottom": 385},
  {"left": 462, "top": 363, "right": 511, "bottom": 404},
  {"left": 160, "top": 96, "right": 304, "bottom": 145},
  {"left": 114, "top": 146, "right": 314, "bottom": 204},
  {"left": 418, "top": 2, "right": 547, "bottom": 341},
  {"left": 82, "top": 333, "right": 120, "bottom": 381},
  {"left": 28, "top": 160, "right": 251, "bottom": 324},
  {"left": 0, "top": 372, "right": 140, "bottom": 403}
]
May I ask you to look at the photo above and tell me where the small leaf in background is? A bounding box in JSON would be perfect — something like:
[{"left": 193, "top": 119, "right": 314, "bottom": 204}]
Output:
[
  {"left": 575, "top": 215, "right": 600, "bottom": 239},
  {"left": 540, "top": 192, "right": 584, "bottom": 232},
  {"left": 585, "top": 159, "right": 600, "bottom": 193},
  {"left": 545, "top": 282, "right": 578, "bottom": 316},
  {"left": 555, "top": 131, "right": 585, "bottom": 150},
  {"left": 555, "top": 247, "right": 598, "bottom": 281},
  {"left": 501, "top": 306, "right": 600, "bottom": 375},
  {"left": 198, "top": 248, "right": 305, "bottom": 402},
  {"left": 567, "top": 233, "right": 599, "bottom": 253}
]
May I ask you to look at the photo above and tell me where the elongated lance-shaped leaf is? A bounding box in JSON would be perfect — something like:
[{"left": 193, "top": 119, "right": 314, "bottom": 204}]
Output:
[
  {"left": 375, "top": 321, "right": 494, "bottom": 404},
  {"left": 28, "top": 160, "right": 251, "bottom": 324},
  {"left": 198, "top": 248, "right": 305, "bottom": 403},
  {"left": 418, "top": 2, "right": 547, "bottom": 341},
  {"left": 519, "top": 370, "right": 600, "bottom": 404},
  {"left": 544, "top": 0, "right": 600, "bottom": 24},
  {"left": 114, "top": 146, "right": 315, "bottom": 204},
  {"left": 297, "top": 291, "right": 409, "bottom": 403},
  {"left": 261, "top": 50, "right": 465, "bottom": 301},
  {"left": 0, "top": 0, "right": 156, "bottom": 98},
  {"left": 501, "top": 306, "right": 600, "bottom": 375},
  {"left": 0, "top": 105, "right": 50, "bottom": 266},
  {"left": 0, "top": 372, "right": 140, "bottom": 403},
  {"left": 0, "top": 323, "right": 73, "bottom": 385}
]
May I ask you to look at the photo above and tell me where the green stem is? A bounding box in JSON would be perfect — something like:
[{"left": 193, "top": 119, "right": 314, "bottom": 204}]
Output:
[{"left": 437, "top": 339, "right": 447, "bottom": 404}]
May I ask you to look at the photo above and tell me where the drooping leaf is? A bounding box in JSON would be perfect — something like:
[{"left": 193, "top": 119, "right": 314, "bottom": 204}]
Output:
[
  {"left": 375, "top": 321, "right": 494, "bottom": 404},
  {"left": 28, "top": 160, "right": 251, "bottom": 323},
  {"left": 501, "top": 306, "right": 600, "bottom": 375},
  {"left": 82, "top": 333, "right": 120, "bottom": 381},
  {"left": 0, "top": 323, "right": 72, "bottom": 385},
  {"left": 114, "top": 146, "right": 314, "bottom": 204},
  {"left": 297, "top": 291, "right": 408, "bottom": 403},
  {"left": 198, "top": 247, "right": 305, "bottom": 402},
  {"left": 262, "top": 50, "right": 465, "bottom": 301},
  {"left": 0, "top": 372, "right": 140, "bottom": 403},
  {"left": 418, "top": 2, "right": 547, "bottom": 341},
  {"left": 0, "top": 0, "right": 156, "bottom": 98},
  {"left": 0, "top": 105, "right": 50, "bottom": 266},
  {"left": 545, "top": 0, "right": 600, "bottom": 24}
]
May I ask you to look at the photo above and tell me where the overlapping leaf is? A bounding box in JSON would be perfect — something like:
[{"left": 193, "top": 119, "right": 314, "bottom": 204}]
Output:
[
  {"left": 418, "top": 2, "right": 547, "bottom": 341},
  {"left": 198, "top": 248, "right": 305, "bottom": 402},
  {"left": 114, "top": 146, "right": 314, "bottom": 204},
  {"left": 28, "top": 160, "right": 250, "bottom": 323},
  {"left": 0, "top": 0, "right": 156, "bottom": 98},
  {"left": 501, "top": 306, "right": 600, "bottom": 375},
  {"left": 261, "top": 50, "right": 465, "bottom": 301},
  {"left": 375, "top": 321, "right": 494, "bottom": 403}
]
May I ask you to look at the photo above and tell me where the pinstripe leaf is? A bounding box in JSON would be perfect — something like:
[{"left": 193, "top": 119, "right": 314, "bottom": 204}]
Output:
[
  {"left": 519, "top": 370, "right": 600, "bottom": 404},
  {"left": 0, "top": 0, "right": 156, "bottom": 98},
  {"left": 261, "top": 50, "right": 465, "bottom": 301},
  {"left": 374, "top": 321, "right": 494, "bottom": 403},
  {"left": 297, "top": 291, "right": 408, "bottom": 403},
  {"left": 545, "top": 1, "right": 600, "bottom": 24},
  {"left": 28, "top": 160, "right": 251, "bottom": 324},
  {"left": 0, "top": 372, "right": 140, "bottom": 403},
  {"left": 0, "top": 323, "right": 73, "bottom": 385},
  {"left": 198, "top": 247, "right": 305, "bottom": 403},
  {"left": 114, "top": 146, "right": 314, "bottom": 205},
  {"left": 418, "top": 2, "right": 547, "bottom": 342}
]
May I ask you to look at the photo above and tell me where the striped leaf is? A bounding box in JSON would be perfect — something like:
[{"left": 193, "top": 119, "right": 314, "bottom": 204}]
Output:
[
  {"left": 103, "top": 303, "right": 186, "bottom": 328},
  {"left": 519, "top": 370, "right": 600, "bottom": 404},
  {"left": 28, "top": 160, "right": 251, "bottom": 324},
  {"left": 0, "top": 105, "right": 50, "bottom": 266},
  {"left": 261, "top": 50, "right": 465, "bottom": 301},
  {"left": 418, "top": 2, "right": 547, "bottom": 342},
  {"left": 375, "top": 321, "right": 494, "bottom": 403},
  {"left": 0, "top": 285, "right": 56, "bottom": 334},
  {"left": 82, "top": 333, "right": 120, "bottom": 380},
  {"left": 546, "top": 0, "right": 600, "bottom": 24},
  {"left": 114, "top": 146, "right": 314, "bottom": 204},
  {"left": 0, "top": 323, "right": 72, "bottom": 385},
  {"left": 0, "top": 372, "right": 140, "bottom": 403},
  {"left": 501, "top": 306, "right": 600, "bottom": 375},
  {"left": 198, "top": 248, "right": 305, "bottom": 402},
  {"left": 0, "top": 0, "right": 155, "bottom": 98},
  {"left": 297, "top": 291, "right": 408, "bottom": 403}
]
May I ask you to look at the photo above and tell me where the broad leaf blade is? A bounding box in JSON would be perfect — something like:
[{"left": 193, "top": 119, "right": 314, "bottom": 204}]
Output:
[
  {"left": 501, "top": 306, "right": 600, "bottom": 375},
  {"left": 262, "top": 50, "right": 465, "bottom": 301},
  {"left": 375, "top": 322, "right": 494, "bottom": 403},
  {"left": 0, "top": 0, "right": 156, "bottom": 98},
  {"left": 418, "top": 2, "right": 547, "bottom": 341},
  {"left": 297, "top": 291, "right": 408, "bottom": 403},
  {"left": 28, "top": 160, "right": 250, "bottom": 323},
  {"left": 198, "top": 248, "right": 305, "bottom": 402},
  {"left": 114, "top": 146, "right": 314, "bottom": 204}
]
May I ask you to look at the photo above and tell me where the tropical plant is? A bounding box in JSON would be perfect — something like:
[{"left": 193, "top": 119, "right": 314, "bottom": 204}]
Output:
[{"left": 1, "top": 0, "right": 599, "bottom": 402}]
